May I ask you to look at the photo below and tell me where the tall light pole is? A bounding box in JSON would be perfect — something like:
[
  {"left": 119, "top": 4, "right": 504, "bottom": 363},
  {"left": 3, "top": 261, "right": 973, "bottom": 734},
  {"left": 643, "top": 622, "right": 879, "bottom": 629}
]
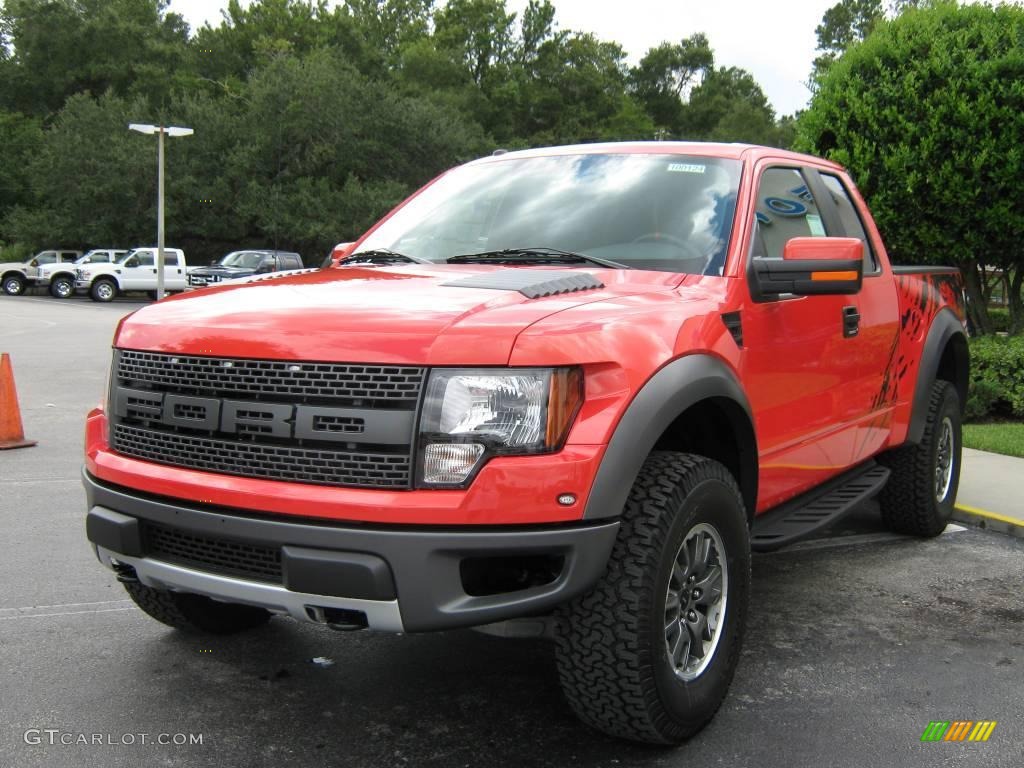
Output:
[{"left": 128, "top": 123, "right": 193, "bottom": 300}]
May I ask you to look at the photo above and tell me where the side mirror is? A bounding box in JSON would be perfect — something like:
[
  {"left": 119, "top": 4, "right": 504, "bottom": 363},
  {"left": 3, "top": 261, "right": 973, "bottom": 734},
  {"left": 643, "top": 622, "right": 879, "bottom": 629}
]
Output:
[
  {"left": 125, "top": 258, "right": 139, "bottom": 268},
  {"left": 751, "top": 237, "right": 863, "bottom": 299}
]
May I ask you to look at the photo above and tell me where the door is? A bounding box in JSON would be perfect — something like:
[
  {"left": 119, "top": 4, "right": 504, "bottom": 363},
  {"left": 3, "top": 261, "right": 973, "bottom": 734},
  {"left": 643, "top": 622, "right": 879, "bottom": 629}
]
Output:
[
  {"left": 815, "top": 171, "right": 900, "bottom": 466},
  {"left": 741, "top": 165, "right": 884, "bottom": 510},
  {"left": 120, "top": 250, "right": 155, "bottom": 290},
  {"left": 164, "top": 252, "right": 186, "bottom": 290}
]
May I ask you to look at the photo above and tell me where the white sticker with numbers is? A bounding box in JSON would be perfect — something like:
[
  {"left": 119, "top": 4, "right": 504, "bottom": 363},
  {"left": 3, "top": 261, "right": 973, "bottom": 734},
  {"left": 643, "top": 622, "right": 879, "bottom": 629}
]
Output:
[{"left": 667, "top": 163, "right": 706, "bottom": 174}]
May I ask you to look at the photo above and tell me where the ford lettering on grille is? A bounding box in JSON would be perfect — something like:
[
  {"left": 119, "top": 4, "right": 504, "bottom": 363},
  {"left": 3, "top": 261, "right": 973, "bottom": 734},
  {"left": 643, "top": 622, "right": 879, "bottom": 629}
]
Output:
[{"left": 108, "top": 350, "right": 424, "bottom": 489}]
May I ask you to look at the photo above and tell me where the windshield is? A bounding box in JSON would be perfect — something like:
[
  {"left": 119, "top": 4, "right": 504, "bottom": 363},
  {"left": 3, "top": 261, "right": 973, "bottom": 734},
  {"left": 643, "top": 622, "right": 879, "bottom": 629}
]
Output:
[
  {"left": 357, "top": 153, "right": 741, "bottom": 274},
  {"left": 220, "top": 251, "right": 267, "bottom": 268},
  {"left": 78, "top": 251, "right": 109, "bottom": 264}
]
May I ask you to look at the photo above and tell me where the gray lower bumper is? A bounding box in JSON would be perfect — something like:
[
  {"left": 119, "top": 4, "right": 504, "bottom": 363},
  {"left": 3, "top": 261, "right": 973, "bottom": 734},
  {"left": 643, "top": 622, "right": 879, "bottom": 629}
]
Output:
[
  {"left": 83, "top": 470, "right": 618, "bottom": 633},
  {"left": 94, "top": 545, "right": 405, "bottom": 630}
]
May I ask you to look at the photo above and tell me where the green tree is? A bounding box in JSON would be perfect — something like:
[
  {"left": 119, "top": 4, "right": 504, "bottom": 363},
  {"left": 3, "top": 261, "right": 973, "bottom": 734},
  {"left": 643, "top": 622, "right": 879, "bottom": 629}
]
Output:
[
  {"left": 0, "top": 109, "right": 41, "bottom": 238},
  {"left": 180, "top": 49, "right": 487, "bottom": 259},
  {"left": 0, "top": 0, "right": 189, "bottom": 117},
  {"left": 811, "top": 0, "right": 922, "bottom": 82},
  {"left": 629, "top": 34, "right": 713, "bottom": 134},
  {"left": 681, "top": 66, "right": 784, "bottom": 146},
  {"left": 796, "top": 1, "right": 1024, "bottom": 334},
  {"left": 433, "top": 0, "right": 517, "bottom": 86},
  {"left": 189, "top": 0, "right": 373, "bottom": 87},
  {"left": 3, "top": 93, "right": 157, "bottom": 248}
]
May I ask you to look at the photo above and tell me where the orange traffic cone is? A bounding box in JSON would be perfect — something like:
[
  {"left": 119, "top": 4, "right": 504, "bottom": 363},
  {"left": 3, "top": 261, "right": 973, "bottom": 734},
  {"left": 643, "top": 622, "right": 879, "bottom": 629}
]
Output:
[{"left": 0, "top": 353, "right": 37, "bottom": 450}]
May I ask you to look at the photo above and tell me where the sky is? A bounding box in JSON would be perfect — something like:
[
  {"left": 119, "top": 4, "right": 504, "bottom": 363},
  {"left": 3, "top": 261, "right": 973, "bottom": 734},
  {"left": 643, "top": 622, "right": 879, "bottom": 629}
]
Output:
[{"left": 167, "top": 0, "right": 838, "bottom": 117}]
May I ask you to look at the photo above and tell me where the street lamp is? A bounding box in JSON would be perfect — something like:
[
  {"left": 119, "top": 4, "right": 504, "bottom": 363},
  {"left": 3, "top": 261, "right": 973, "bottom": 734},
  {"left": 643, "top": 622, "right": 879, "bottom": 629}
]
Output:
[{"left": 128, "top": 123, "right": 194, "bottom": 300}]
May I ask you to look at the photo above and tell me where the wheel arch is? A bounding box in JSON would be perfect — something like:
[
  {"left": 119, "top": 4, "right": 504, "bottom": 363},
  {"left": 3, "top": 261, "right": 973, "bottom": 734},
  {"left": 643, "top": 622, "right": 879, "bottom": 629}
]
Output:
[
  {"left": 907, "top": 309, "right": 969, "bottom": 445},
  {"left": 1, "top": 268, "right": 27, "bottom": 281},
  {"left": 92, "top": 274, "right": 121, "bottom": 289},
  {"left": 582, "top": 355, "right": 758, "bottom": 524}
]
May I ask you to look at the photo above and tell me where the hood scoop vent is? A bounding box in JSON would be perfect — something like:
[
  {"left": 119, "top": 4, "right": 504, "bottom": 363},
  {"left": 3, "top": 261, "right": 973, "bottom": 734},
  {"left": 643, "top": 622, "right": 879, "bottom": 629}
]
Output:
[{"left": 442, "top": 270, "right": 604, "bottom": 299}]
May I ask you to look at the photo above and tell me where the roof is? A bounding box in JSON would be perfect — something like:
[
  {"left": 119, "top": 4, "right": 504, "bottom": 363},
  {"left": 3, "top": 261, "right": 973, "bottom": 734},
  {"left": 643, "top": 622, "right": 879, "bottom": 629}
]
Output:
[{"left": 468, "top": 141, "right": 845, "bottom": 172}]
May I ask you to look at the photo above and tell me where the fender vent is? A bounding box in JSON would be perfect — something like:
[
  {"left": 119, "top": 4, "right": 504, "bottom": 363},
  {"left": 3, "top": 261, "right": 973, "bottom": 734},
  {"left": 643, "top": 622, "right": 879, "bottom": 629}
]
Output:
[
  {"left": 442, "top": 270, "right": 604, "bottom": 299},
  {"left": 721, "top": 311, "right": 743, "bottom": 347}
]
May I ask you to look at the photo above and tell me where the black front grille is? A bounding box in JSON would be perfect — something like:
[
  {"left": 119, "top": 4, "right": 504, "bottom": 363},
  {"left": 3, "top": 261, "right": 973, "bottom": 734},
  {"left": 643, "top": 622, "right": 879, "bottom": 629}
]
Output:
[
  {"left": 113, "top": 423, "right": 411, "bottom": 488},
  {"left": 142, "top": 521, "right": 282, "bottom": 583},
  {"left": 117, "top": 350, "right": 424, "bottom": 404},
  {"left": 109, "top": 350, "right": 423, "bottom": 489}
]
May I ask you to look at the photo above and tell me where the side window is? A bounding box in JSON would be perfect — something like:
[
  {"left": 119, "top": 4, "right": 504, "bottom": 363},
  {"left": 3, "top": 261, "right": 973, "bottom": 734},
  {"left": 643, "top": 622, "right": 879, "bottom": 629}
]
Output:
[
  {"left": 750, "top": 168, "right": 827, "bottom": 260},
  {"left": 37, "top": 254, "right": 57, "bottom": 265},
  {"left": 164, "top": 254, "right": 179, "bottom": 266},
  {"left": 135, "top": 253, "right": 154, "bottom": 268},
  {"left": 820, "top": 174, "right": 877, "bottom": 271}
]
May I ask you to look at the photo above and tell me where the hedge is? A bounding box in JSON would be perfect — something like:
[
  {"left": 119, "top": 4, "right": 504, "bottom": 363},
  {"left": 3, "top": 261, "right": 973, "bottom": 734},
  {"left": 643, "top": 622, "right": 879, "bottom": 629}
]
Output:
[{"left": 965, "top": 335, "right": 1024, "bottom": 421}]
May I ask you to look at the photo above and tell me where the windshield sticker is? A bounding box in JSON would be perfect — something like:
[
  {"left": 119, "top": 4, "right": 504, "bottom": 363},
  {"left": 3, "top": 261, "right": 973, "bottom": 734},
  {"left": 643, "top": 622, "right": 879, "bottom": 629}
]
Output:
[
  {"left": 806, "top": 214, "right": 826, "bottom": 236},
  {"left": 667, "top": 163, "right": 706, "bottom": 174}
]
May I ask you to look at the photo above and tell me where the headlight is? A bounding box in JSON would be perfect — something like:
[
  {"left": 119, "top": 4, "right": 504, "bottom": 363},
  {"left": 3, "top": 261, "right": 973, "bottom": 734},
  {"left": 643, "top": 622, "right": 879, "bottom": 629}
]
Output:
[{"left": 417, "top": 367, "right": 583, "bottom": 487}]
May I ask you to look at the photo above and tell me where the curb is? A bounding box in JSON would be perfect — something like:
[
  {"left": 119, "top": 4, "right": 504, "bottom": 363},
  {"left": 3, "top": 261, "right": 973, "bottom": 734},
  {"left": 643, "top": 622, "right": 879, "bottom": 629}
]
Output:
[{"left": 953, "top": 504, "right": 1024, "bottom": 540}]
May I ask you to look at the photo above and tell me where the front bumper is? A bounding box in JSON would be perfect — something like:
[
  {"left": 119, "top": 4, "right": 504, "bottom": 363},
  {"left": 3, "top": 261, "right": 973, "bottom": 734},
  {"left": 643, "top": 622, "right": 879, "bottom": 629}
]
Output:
[{"left": 83, "top": 470, "right": 618, "bottom": 633}]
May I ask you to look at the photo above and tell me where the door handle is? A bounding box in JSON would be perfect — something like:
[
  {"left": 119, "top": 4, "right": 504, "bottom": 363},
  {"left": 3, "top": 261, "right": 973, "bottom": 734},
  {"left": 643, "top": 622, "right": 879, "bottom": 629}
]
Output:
[{"left": 842, "top": 306, "right": 860, "bottom": 338}]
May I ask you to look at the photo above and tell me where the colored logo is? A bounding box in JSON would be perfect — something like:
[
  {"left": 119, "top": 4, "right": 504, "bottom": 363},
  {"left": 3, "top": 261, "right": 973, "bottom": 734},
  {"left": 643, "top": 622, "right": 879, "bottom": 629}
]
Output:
[{"left": 921, "top": 721, "right": 997, "bottom": 742}]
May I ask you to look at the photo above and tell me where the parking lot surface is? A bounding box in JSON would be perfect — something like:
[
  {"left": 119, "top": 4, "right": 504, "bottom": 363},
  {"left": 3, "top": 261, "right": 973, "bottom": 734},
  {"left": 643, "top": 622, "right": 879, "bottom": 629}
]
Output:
[{"left": 1, "top": 294, "right": 1021, "bottom": 768}]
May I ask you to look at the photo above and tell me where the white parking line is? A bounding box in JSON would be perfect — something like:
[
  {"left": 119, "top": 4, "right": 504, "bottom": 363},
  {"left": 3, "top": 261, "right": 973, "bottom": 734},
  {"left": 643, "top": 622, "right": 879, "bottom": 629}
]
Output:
[
  {"left": 0, "top": 600, "right": 132, "bottom": 612},
  {"left": 0, "top": 477, "right": 82, "bottom": 486},
  {"left": 0, "top": 599, "right": 135, "bottom": 621},
  {"left": 0, "top": 607, "right": 134, "bottom": 621}
]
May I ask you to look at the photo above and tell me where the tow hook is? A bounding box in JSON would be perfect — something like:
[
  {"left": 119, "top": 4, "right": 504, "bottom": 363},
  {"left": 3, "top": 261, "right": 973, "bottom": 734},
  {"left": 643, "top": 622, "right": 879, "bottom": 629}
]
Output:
[
  {"left": 109, "top": 558, "right": 139, "bottom": 584},
  {"left": 305, "top": 605, "right": 369, "bottom": 631}
]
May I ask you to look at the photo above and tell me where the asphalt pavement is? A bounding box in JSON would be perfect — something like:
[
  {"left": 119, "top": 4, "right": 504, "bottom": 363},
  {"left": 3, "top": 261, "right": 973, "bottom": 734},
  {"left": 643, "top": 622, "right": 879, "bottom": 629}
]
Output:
[{"left": 1, "top": 293, "right": 1021, "bottom": 768}]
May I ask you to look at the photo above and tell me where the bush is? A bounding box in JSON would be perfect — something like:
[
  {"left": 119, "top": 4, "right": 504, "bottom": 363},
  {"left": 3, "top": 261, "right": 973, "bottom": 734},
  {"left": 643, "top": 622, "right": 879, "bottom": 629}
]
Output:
[
  {"left": 0, "top": 243, "right": 31, "bottom": 263},
  {"left": 966, "top": 335, "right": 1024, "bottom": 420},
  {"left": 987, "top": 307, "right": 1010, "bottom": 334}
]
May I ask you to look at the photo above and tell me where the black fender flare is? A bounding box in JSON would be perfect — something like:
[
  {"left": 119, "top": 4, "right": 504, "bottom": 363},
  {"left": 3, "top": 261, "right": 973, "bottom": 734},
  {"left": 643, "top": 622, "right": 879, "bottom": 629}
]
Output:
[
  {"left": 906, "top": 308, "right": 969, "bottom": 444},
  {"left": 582, "top": 354, "right": 757, "bottom": 521}
]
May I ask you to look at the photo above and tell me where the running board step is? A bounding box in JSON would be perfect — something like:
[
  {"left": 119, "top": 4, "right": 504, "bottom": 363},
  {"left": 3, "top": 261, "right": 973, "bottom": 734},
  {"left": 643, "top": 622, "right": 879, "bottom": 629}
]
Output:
[{"left": 750, "top": 463, "right": 891, "bottom": 552}]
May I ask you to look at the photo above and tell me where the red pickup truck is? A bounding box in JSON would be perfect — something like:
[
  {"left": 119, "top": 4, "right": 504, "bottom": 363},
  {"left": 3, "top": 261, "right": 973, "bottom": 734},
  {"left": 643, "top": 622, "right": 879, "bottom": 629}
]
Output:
[{"left": 84, "top": 143, "right": 968, "bottom": 744}]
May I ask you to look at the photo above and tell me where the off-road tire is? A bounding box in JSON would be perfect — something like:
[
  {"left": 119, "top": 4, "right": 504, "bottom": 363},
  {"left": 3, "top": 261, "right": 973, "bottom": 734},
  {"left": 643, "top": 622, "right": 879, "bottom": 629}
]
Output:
[
  {"left": 555, "top": 452, "right": 750, "bottom": 744},
  {"left": 90, "top": 278, "right": 117, "bottom": 302},
  {"left": 877, "top": 380, "right": 961, "bottom": 537},
  {"left": 123, "top": 581, "right": 271, "bottom": 635},
  {"left": 50, "top": 276, "right": 74, "bottom": 298},
  {"left": 2, "top": 274, "right": 26, "bottom": 296}
]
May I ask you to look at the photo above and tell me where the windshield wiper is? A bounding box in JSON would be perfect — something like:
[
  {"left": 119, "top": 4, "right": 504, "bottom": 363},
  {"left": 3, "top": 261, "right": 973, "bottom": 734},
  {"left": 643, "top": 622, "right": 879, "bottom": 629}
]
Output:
[
  {"left": 341, "top": 249, "right": 432, "bottom": 266},
  {"left": 447, "top": 247, "right": 630, "bottom": 269}
]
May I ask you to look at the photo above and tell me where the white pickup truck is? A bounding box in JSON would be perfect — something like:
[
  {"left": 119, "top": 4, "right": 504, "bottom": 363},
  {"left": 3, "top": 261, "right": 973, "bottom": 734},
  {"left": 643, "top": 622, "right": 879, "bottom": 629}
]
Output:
[
  {"left": 75, "top": 247, "right": 186, "bottom": 302},
  {"left": 1, "top": 249, "right": 81, "bottom": 295},
  {"left": 34, "top": 249, "right": 128, "bottom": 298}
]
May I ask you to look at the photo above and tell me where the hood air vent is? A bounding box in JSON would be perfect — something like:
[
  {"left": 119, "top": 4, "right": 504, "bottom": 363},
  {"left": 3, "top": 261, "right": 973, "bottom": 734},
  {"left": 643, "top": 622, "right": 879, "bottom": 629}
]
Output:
[{"left": 442, "top": 270, "right": 604, "bottom": 299}]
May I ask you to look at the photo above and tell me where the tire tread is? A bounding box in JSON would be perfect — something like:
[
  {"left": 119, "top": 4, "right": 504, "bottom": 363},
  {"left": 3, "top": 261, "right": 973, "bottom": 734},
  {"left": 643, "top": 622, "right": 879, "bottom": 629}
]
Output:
[
  {"left": 555, "top": 452, "right": 747, "bottom": 744},
  {"left": 877, "top": 380, "right": 959, "bottom": 537}
]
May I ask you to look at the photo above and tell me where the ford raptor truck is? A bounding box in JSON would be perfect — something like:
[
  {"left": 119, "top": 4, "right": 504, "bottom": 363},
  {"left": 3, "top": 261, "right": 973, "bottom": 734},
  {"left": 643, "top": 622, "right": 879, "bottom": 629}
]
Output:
[{"left": 83, "top": 143, "right": 969, "bottom": 745}]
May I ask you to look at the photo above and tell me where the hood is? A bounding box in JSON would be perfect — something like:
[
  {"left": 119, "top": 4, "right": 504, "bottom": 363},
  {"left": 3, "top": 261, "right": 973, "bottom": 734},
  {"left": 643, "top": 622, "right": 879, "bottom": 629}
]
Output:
[{"left": 115, "top": 265, "right": 682, "bottom": 365}]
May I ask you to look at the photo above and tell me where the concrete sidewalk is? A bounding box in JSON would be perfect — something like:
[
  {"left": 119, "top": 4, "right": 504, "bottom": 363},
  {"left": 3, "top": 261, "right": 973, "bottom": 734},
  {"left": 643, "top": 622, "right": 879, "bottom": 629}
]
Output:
[{"left": 955, "top": 447, "right": 1024, "bottom": 536}]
